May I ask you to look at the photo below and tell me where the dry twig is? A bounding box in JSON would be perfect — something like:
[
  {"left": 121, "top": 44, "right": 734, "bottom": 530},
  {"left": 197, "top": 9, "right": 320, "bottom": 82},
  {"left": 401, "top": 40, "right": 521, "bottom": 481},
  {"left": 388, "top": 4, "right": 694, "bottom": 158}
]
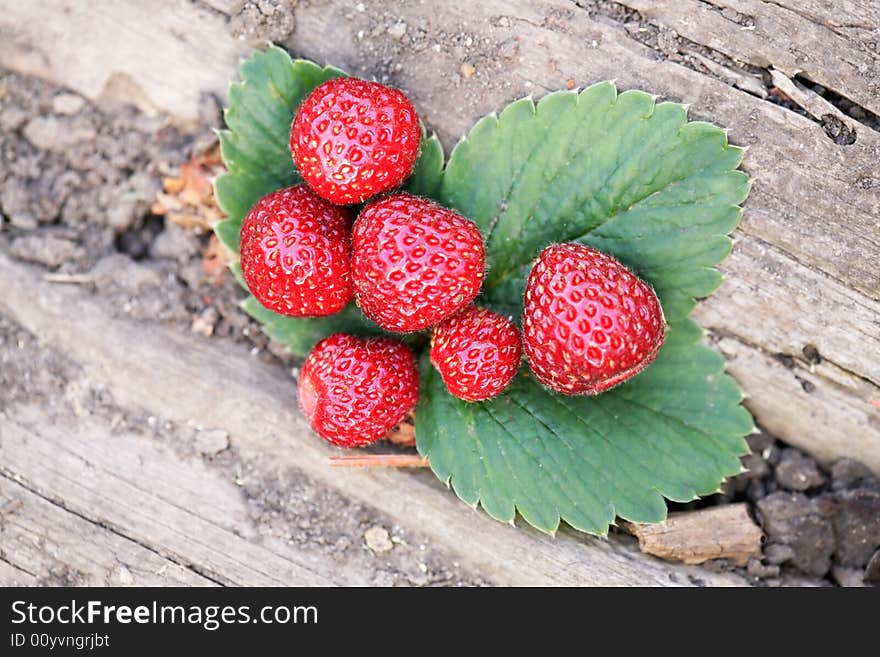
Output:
[
  {"left": 329, "top": 454, "right": 430, "bottom": 468},
  {"left": 622, "top": 503, "right": 762, "bottom": 566}
]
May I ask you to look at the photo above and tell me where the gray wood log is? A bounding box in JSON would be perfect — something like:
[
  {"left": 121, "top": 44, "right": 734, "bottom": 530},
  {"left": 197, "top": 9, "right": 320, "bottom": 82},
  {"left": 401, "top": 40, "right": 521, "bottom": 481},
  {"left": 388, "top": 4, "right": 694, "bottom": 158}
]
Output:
[
  {"left": 619, "top": 0, "right": 880, "bottom": 116},
  {"left": 0, "top": 474, "right": 214, "bottom": 586}
]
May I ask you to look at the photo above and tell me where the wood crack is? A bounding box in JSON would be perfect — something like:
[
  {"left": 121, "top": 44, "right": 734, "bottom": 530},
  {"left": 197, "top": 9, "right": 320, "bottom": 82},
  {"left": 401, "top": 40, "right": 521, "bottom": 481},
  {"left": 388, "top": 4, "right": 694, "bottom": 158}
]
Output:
[
  {"left": 571, "top": 0, "right": 880, "bottom": 139},
  {"left": 0, "top": 552, "right": 37, "bottom": 579},
  {"left": 707, "top": 322, "right": 880, "bottom": 392},
  {"left": 792, "top": 73, "right": 880, "bottom": 134},
  {"left": 694, "top": 0, "right": 755, "bottom": 28},
  {"left": 0, "top": 470, "right": 226, "bottom": 586},
  {"left": 737, "top": 218, "right": 880, "bottom": 305},
  {"left": 759, "top": 0, "right": 877, "bottom": 37}
]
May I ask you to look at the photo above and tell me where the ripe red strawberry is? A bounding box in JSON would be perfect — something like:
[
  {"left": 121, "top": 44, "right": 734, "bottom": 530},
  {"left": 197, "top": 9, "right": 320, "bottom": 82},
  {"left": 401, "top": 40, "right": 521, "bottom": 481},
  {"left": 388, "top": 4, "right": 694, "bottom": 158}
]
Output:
[
  {"left": 240, "top": 184, "right": 353, "bottom": 317},
  {"left": 298, "top": 333, "right": 419, "bottom": 447},
  {"left": 290, "top": 77, "right": 421, "bottom": 205},
  {"left": 430, "top": 305, "right": 522, "bottom": 402},
  {"left": 522, "top": 244, "right": 665, "bottom": 395},
  {"left": 351, "top": 193, "right": 485, "bottom": 332}
]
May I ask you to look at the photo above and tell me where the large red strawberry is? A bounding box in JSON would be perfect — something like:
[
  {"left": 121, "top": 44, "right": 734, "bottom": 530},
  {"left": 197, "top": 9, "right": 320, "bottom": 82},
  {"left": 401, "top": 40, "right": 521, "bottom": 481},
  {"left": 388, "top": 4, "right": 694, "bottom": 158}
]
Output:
[
  {"left": 351, "top": 193, "right": 485, "bottom": 332},
  {"left": 298, "top": 334, "right": 419, "bottom": 447},
  {"left": 240, "top": 184, "right": 353, "bottom": 317},
  {"left": 430, "top": 305, "right": 522, "bottom": 402},
  {"left": 290, "top": 77, "right": 421, "bottom": 205},
  {"left": 522, "top": 243, "right": 665, "bottom": 395}
]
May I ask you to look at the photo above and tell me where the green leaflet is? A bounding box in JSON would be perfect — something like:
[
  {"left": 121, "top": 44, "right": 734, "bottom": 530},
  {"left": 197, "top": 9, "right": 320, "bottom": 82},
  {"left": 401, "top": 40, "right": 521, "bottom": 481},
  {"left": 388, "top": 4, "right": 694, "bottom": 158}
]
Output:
[
  {"left": 405, "top": 124, "right": 445, "bottom": 199},
  {"left": 216, "top": 48, "right": 753, "bottom": 535}
]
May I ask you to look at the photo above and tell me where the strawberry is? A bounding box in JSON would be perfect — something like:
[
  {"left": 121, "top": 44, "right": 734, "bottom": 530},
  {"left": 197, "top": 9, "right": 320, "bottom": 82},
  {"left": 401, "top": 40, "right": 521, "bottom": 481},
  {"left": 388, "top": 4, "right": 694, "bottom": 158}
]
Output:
[
  {"left": 290, "top": 77, "right": 421, "bottom": 205},
  {"left": 522, "top": 243, "right": 665, "bottom": 395},
  {"left": 351, "top": 193, "right": 485, "bottom": 332},
  {"left": 239, "top": 184, "right": 353, "bottom": 317},
  {"left": 298, "top": 333, "right": 419, "bottom": 447},
  {"left": 430, "top": 305, "right": 522, "bottom": 402}
]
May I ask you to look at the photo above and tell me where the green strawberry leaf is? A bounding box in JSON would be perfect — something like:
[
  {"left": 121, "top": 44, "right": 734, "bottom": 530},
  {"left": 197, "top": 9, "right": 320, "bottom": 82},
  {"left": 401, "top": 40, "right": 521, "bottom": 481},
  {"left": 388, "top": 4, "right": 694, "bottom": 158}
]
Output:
[
  {"left": 214, "top": 47, "right": 440, "bottom": 358},
  {"left": 242, "top": 296, "right": 383, "bottom": 357},
  {"left": 404, "top": 125, "right": 444, "bottom": 199},
  {"left": 418, "top": 82, "right": 752, "bottom": 533}
]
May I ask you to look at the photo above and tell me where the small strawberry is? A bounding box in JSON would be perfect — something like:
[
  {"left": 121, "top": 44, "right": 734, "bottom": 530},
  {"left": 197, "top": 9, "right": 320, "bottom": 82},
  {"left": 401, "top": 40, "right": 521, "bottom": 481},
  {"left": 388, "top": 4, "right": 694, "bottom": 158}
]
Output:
[
  {"left": 522, "top": 243, "right": 665, "bottom": 395},
  {"left": 290, "top": 77, "right": 421, "bottom": 205},
  {"left": 351, "top": 193, "right": 485, "bottom": 332},
  {"left": 430, "top": 305, "right": 522, "bottom": 402},
  {"left": 240, "top": 184, "right": 353, "bottom": 317},
  {"left": 298, "top": 333, "right": 419, "bottom": 447}
]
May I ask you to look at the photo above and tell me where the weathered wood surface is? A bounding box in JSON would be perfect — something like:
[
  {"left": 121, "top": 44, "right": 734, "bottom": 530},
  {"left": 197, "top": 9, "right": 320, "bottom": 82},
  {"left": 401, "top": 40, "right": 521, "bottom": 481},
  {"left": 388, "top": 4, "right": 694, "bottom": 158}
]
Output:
[
  {"left": 2, "top": 409, "right": 342, "bottom": 586},
  {"left": 0, "top": 474, "right": 213, "bottom": 587},
  {"left": 0, "top": 0, "right": 250, "bottom": 124},
  {"left": 0, "top": 253, "right": 746, "bottom": 586},
  {"left": 1, "top": 0, "right": 877, "bottom": 473},
  {"left": 624, "top": 503, "right": 763, "bottom": 566},
  {"left": 621, "top": 0, "right": 880, "bottom": 116}
]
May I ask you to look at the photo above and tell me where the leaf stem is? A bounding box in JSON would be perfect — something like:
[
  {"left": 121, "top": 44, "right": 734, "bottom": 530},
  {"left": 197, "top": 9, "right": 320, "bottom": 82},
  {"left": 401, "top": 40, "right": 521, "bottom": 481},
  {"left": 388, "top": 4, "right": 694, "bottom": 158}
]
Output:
[{"left": 329, "top": 454, "right": 430, "bottom": 468}]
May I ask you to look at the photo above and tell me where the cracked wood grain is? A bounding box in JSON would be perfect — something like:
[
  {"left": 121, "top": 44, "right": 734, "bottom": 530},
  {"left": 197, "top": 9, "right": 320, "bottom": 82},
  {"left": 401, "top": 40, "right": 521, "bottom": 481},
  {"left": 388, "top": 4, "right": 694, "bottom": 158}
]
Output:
[
  {"left": 0, "top": 410, "right": 340, "bottom": 586},
  {"left": 0, "top": 548, "right": 38, "bottom": 585},
  {"left": 0, "top": 475, "right": 214, "bottom": 586},
  {"left": 759, "top": 0, "right": 880, "bottom": 35},
  {"left": 618, "top": 0, "right": 880, "bottom": 117},
  {"left": 712, "top": 332, "right": 879, "bottom": 469},
  {"left": 767, "top": 69, "right": 863, "bottom": 135},
  {"left": 695, "top": 235, "right": 880, "bottom": 389}
]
